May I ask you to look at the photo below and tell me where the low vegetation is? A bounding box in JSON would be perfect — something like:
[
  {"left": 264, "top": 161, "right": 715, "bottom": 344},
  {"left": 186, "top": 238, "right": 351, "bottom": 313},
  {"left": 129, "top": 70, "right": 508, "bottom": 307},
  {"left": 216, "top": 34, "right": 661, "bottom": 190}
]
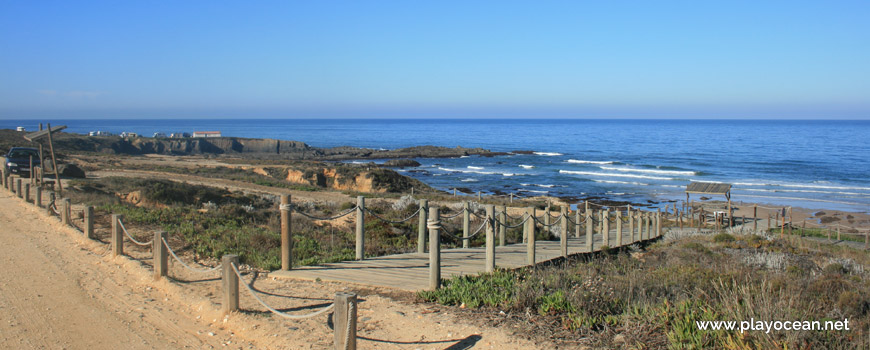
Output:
[{"left": 419, "top": 233, "right": 870, "bottom": 348}]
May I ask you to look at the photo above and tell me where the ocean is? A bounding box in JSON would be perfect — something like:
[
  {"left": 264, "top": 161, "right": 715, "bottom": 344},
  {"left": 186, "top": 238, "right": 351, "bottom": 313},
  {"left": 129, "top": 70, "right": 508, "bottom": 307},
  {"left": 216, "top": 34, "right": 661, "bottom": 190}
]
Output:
[{"left": 2, "top": 119, "right": 869, "bottom": 212}]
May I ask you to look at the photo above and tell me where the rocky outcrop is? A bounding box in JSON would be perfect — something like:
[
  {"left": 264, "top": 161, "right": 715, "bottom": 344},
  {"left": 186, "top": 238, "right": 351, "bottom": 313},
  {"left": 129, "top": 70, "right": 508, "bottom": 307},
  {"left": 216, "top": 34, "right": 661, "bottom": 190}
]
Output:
[
  {"left": 0, "top": 130, "right": 501, "bottom": 161},
  {"left": 282, "top": 166, "right": 427, "bottom": 193},
  {"left": 383, "top": 159, "right": 421, "bottom": 167}
]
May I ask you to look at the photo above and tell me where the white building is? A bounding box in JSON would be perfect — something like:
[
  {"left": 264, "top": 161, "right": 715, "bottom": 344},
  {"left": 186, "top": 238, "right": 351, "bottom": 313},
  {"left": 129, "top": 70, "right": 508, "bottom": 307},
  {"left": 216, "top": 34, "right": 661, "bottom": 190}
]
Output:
[{"left": 192, "top": 131, "right": 222, "bottom": 138}]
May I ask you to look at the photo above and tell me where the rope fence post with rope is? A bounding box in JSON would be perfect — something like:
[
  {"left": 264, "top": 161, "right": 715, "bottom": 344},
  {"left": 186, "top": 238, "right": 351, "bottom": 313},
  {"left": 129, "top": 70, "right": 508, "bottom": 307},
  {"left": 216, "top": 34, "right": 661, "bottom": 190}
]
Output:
[
  {"left": 417, "top": 199, "right": 428, "bottom": 254},
  {"left": 35, "top": 185, "right": 42, "bottom": 208},
  {"left": 428, "top": 206, "right": 441, "bottom": 290},
  {"left": 112, "top": 214, "right": 124, "bottom": 256},
  {"left": 560, "top": 206, "right": 568, "bottom": 258},
  {"left": 484, "top": 204, "right": 495, "bottom": 273},
  {"left": 222, "top": 255, "right": 240, "bottom": 313},
  {"left": 153, "top": 231, "right": 168, "bottom": 280},
  {"left": 602, "top": 209, "right": 610, "bottom": 247},
  {"left": 616, "top": 210, "right": 623, "bottom": 247},
  {"left": 498, "top": 205, "right": 506, "bottom": 246},
  {"left": 280, "top": 194, "right": 292, "bottom": 271},
  {"left": 526, "top": 207, "right": 536, "bottom": 265},
  {"left": 85, "top": 206, "right": 94, "bottom": 239},
  {"left": 462, "top": 201, "right": 470, "bottom": 248},
  {"left": 61, "top": 197, "right": 71, "bottom": 226},
  {"left": 355, "top": 196, "right": 364, "bottom": 261},
  {"left": 334, "top": 292, "right": 358, "bottom": 350}
]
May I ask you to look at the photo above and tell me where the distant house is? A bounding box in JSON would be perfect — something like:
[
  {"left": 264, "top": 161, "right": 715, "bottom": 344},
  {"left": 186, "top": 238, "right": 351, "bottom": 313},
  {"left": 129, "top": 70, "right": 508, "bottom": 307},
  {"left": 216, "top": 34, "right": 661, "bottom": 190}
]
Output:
[
  {"left": 153, "top": 132, "right": 167, "bottom": 138},
  {"left": 120, "top": 132, "right": 138, "bottom": 138},
  {"left": 192, "top": 131, "right": 221, "bottom": 138}
]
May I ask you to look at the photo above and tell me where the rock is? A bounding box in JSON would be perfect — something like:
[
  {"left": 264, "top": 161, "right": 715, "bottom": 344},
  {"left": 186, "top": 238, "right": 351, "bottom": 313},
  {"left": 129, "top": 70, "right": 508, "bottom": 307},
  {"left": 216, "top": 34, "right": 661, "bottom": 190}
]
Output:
[
  {"left": 58, "top": 163, "right": 86, "bottom": 178},
  {"left": 383, "top": 159, "right": 421, "bottom": 167}
]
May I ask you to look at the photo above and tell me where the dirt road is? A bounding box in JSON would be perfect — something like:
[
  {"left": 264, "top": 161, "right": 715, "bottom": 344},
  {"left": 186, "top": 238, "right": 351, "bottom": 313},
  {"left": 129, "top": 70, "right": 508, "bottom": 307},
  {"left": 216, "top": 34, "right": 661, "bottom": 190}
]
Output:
[
  {"left": 0, "top": 182, "right": 542, "bottom": 349},
  {"left": 0, "top": 191, "right": 243, "bottom": 349}
]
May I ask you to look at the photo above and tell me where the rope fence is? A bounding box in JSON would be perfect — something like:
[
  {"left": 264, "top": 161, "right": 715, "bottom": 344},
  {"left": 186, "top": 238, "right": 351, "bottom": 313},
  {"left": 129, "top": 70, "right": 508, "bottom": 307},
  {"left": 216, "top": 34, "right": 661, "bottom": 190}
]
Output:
[
  {"left": 162, "top": 237, "right": 222, "bottom": 273},
  {"left": 120, "top": 220, "right": 153, "bottom": 246},
  {"left": 230, "top": 262, "right": 336, "bottom": 320}
]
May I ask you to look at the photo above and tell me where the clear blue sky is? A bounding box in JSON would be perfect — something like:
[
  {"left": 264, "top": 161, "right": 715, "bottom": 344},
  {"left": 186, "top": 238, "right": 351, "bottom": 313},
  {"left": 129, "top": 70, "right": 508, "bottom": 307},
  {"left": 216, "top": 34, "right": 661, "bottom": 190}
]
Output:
[{"left": 1, "top": 1, "right": 868, "bottom": 119}]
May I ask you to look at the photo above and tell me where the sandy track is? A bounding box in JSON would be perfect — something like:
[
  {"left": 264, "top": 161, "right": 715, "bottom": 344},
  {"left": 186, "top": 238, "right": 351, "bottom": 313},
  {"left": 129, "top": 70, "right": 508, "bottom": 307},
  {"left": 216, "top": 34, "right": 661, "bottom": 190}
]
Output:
[
  {"left": 0, "top": 192, "right": 242, "bottom": 349},
  {"left": 0, "top": 181, "right": 543, "bottom": 349}
]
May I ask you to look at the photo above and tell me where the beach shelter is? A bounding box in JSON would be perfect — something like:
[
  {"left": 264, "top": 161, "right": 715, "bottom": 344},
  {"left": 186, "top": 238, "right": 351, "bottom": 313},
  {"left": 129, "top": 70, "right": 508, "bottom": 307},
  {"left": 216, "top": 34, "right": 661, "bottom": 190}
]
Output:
[{"left": 686, "top": 182, "right": 733, "bottom": 225}]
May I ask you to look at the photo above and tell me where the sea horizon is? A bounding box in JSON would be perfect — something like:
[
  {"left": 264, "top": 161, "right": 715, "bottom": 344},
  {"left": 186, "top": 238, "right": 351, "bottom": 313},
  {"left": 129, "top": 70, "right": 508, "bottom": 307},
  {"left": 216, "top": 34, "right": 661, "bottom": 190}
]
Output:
[{"left": 2, "top": 118, "right": 868, "bottom": 213}]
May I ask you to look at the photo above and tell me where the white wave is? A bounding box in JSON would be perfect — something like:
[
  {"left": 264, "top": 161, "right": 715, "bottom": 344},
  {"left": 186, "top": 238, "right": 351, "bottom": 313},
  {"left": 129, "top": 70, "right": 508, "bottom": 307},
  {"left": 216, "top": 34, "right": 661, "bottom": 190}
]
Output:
[
  {"left": 467, "top": 166, "right": 484, "bottom": 170},
  {"left": 734, "top": 182, "right": 870, "bottom": 192},
  {"left": 460, "top": 178, "right": 478, "bottom": 182},
  {"left": 534, "top": 152, "right": 563, "bottom": 156},
  {"left": 522, "top": 189, "right": 550, "bottom": 194},
  {"left": 599, "top": 166, "right": 696, "bottom": 176},
  {"left": 521, "top": 183, "right": 555, "bottom": 188},
  {"left": 459, "top": 155, "right": 470, "bottom": 158},
  {"left": 592, "top": 179, "right": 651, "bottom": 186},
  {"left": 502, "top": 173, "right": 515, "bottom": 177},
  {"left": 559, "top": 170, "right": 677, "bottom": 181},
  {"left": 518, "top": 164, "right": 535, "bottom": 169},
  {"left": 567, "top": 159, "right": 614, "bottom": 164},
  {"left": 438, "top": 167, "right": 496, "bottom": 175}
]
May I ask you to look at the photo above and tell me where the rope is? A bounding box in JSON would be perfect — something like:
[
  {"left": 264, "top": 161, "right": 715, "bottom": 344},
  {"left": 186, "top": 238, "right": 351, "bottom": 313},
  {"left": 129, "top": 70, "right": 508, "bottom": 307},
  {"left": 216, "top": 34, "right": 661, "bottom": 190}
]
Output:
[
  {"left": 49, "top": 203, "right": 60, "bottom": 215},
  {"left": 495, "top": 214, "right": 530, "bottom": 228},
  {"left": 426, "top": 218, "right": 441, "bottom": 231},
  {"left": 279, "top": 203, "right": 291, "bottom": 211},
  {"left": 440, "top": 218, "right": 489, "bottom": 241},
  {"left": 162, "top": 237, "right": 221, "bottom": 273},
  {"left": 470, "top": 211, "right": 488, "bottom": 220},
  {"left": 120, "top": 220, "right": 153, "bottom": 246},
  {"left": 532, "top": 214, "right": 563, "bottom": 227},
  {"left": 293, "top": 206, "right": 358, "bottom": 221},
  {"left": 439, "top": 209, "right": 465, "bottom": 219},
  {"left": 364, "top": 207, "right": 421, "bottom": 224},
  {"left": 231, "top": 263, "right": 335, "bottom": 319}
]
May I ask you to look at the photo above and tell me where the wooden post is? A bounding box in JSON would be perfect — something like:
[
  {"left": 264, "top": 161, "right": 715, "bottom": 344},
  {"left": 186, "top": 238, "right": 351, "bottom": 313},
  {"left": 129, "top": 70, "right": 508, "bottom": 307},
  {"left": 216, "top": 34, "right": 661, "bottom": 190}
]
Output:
[
  {"left": 334, "top": 292, "right": 358, "bottom": 350},
  {"left": 602, "top": 210, "right": 610, "bottom": 248},
  {"left": 560, "top": 207, "right": 568, "bottom": 257},
  {"left": 837, "top": 226, "right": 841, "bottom": 240},
  {"left": 35, "top": 185, "right": 42, "bottom": 207},
  {"left": 678, "top": 209, "right": 683, "bottom": 229},
  {"left": 17, "top": 178, "right": 22, "bottom": 198},
  {"left": 544, "top": 204, "right": 551, "bottom": 230},
  {"left": 616, "top": 211, "right": 623, "bottom": 247},
  {"left": 645, "top": 213, "right": 651, "bottom": 240},
  {"left": 24, "top": 183, "right": 30, "bottom": 202},
  {"left": 477, "top": 191, "right": 481, "bottom": 201},
  {"left": 61, "top": 198, "right": 71, "bottom": 225},
  {"left": 453, "top": 188, "right": 456, "bottom": 197},
  {"left": 85, "top": 206, "right": 94, "bottom": 239},
  {"left": 827, "top": 227, "right": 831, "bottom": 241},
  {"left": 527, "top": 207, "right": 536, "bottom": 264},
  {"left": 221, "top": 255, "right": 240, "bottom": 313},
  {"left": 498, "top": 206, "right": 506, "bottom": 246},
  {"left": 574, "top": 211, "right": 581, "bottom": 238},
  {"left": 753, "top": 205, "right": 758, "bottom": 231},
  {"left": 112, "top": 214, "right": 123, "bottom": 256},
  {"left": 656, "top": 208, "right": 662, "bottom": 238},
  {"left": 355, "top": 196, "right": 365, "bottom": 260},
  {"left": 417, "top": 199, "right": 428, "bottom": 253},
  {"left": 462, "top": 201, "right": 470, "bottom": 248},
  {"left": 280, "top": 194, "right": 292, "bottom": 270},
  {"left": 153, "top": 231, "right": 168, "bottom": 280},
  {"left": 865, "top": 232, "right": 868, "bottom": 250},
  {"left": 428, "top": 207, "right": 440, "bottom": 290},
  {"left": 46, "top": 191, "right": 55, "bottom": 215},
  {"left": 598, "top": 210, "right": 604, "bottom": 237},
  {"left": 585, "top": 210, "right": 593, "bottom": 252},
  {"left": 628, "top": 210, "right": 635, "bottom": 243},
  {"left": 46, "top": 123, "right": 62, "bottom": 195},
  {"left": 485, "top": 205, "right": 495, "bottom": 272},
  {"left": 510, "top": 193, "right": 513, "bottom": 203}
]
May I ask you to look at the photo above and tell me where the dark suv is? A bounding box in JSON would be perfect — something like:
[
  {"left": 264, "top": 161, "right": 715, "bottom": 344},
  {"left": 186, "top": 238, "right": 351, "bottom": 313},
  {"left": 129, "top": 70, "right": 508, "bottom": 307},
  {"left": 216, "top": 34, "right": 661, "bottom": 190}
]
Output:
[{"left": 4, "top": 147, "right": 40, "bottom": 176}]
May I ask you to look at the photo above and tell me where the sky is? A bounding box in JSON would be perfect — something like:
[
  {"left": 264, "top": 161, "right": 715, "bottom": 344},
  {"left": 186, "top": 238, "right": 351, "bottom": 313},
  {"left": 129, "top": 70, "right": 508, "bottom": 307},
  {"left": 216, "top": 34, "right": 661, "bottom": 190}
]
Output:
[{"left": 1, "top": 1, "right": 869, "bottom": 119}]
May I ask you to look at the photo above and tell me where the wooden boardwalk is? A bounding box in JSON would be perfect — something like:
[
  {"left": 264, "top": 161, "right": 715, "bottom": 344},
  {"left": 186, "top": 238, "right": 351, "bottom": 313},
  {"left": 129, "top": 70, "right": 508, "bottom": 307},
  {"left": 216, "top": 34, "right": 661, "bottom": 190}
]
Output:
[{"left": 272, "top": 230, "right": 653, "bottom": 291}]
